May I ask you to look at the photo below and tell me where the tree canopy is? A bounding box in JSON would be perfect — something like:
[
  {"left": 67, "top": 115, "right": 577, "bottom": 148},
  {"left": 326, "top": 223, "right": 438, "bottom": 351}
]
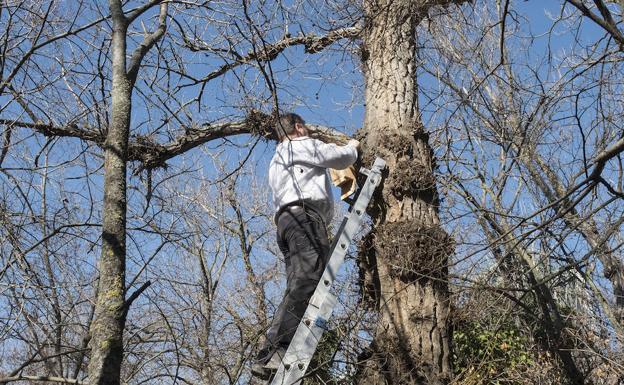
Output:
[{"left": 0, "top": 1, "right": 623, "bottom": 384}]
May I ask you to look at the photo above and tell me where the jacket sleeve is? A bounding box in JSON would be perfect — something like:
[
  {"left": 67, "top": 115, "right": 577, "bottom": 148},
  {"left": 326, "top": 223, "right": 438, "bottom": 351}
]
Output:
[{"left": 294, "top": 138, "right": 357, "bottom": 170}]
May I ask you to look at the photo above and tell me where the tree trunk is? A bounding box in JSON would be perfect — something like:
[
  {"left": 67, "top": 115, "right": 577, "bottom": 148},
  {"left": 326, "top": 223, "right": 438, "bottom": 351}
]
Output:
[
  {"left": 86, "top": 2, "right": 167, "bottom": 382},
  {"left": 87, "top": 4, "right": 131, "bottom": 385},
  {"left": 356, "top": 1, "right": 457, "bottom": 384}
]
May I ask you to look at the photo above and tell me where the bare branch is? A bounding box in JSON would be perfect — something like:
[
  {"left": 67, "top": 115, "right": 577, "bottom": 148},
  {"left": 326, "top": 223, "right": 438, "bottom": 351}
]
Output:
[
  {"left": 122, "top": 280, "right": 152, "bottom": 319},
  {"left": 306, "top": 124, "right": 352, "bottom": 145},
  {"left": 0, "top": 119, "right": 105, "bottom": 145},
  {"left": 126, "top": 0, "right": 165, "bottom": 24},
  {"left": 0, "top": 376, "right": 84, "bottom": 385},
  {"left": 186, "top": 26, "right": 363, "bottom": 86},
  {"left": 129, "top": 112, "right": 274, "bottom": 171},
  {"left": 0, "top": 126, "right": 12, "bottom": 167},
  {"left": 566, "top": 0, "right": 624, "bottom": 46},
  {"left": 127, "top": 3, "right": 168, "bottom": 83},
  {"left": 1, "top": 112, "right": 360, "bottom": 172},
  {"left": 0, "top": 113, "right": 271, "bottom": 170},
  {"left": 589, "top": 135, "right": 624, "bottom": 179},
  {"left": 593, "top": 0, "right": 619, "bottom": 29},
  {"left": 499, "top": 0, "right": 511, "bottom": 65}
]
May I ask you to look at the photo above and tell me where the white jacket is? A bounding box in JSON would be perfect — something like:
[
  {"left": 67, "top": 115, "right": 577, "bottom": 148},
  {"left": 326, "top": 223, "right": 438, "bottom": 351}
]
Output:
[{"left": 268, "top": 136, "right": 358, "bottom": 223}]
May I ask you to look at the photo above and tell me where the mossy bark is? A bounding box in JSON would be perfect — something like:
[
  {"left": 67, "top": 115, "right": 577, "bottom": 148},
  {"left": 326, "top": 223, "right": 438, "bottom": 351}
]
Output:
[{"left": 87, "top": 4, "right": 131, "bottom": 385}]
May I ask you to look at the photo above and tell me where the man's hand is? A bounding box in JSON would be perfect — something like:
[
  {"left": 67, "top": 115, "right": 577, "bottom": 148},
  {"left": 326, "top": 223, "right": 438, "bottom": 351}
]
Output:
[{"left": 347, "top": 139, "right": 360, "bottom": 150}]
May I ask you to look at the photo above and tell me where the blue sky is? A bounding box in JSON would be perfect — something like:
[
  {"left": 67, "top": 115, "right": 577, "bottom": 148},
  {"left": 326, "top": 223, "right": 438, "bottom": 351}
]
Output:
[{"left": 1, "top": 1, "right": 622, "bottom": 381}]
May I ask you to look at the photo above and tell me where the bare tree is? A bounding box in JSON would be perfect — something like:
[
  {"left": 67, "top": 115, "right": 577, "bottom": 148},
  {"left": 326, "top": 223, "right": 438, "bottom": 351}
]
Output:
[
  {"left": 418, "top": 1, "right": 624, "bottom": 383},
  {"left": 85, "top": 2, "right": 169, "bottom": 384},
  {"left": 3, "top": 1, "right": 623, "bottom": 385},
  {"left": 354, "top": 1, "right": 469, "bottom": 383}
]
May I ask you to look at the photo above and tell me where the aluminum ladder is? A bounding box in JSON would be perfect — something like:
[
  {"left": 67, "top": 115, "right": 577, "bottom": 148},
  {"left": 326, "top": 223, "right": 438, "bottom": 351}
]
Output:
[{"left": 269, "top": 157, "right": 386, "bottom": 385}]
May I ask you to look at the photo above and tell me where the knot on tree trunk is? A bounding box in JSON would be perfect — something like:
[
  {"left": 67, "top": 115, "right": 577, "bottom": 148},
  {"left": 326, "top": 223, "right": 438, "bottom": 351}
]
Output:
[
  {"left": 387, "top": 159, "right": 436, "bottom": 198},
  {"left": 357, "top": 130, "right": 415, "bottom": 167},
  {"left": 374, "top": 221, "right": 454, "bottom": 281}
]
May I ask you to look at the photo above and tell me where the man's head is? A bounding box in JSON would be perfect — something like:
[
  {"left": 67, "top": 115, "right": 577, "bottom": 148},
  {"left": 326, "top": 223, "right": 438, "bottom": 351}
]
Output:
[{"left": 276, "top": 112, "right": 307, "bottom": 141}]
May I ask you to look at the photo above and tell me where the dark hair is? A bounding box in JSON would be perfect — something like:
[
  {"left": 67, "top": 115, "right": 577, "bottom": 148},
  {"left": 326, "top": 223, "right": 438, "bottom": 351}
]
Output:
[{"left": 275, "top": 112, "right": 305, "bottom": 140}]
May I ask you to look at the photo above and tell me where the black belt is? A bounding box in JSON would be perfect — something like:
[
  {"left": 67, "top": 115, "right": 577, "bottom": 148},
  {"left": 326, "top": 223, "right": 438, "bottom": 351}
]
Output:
[{"left": 276, "top": 201, "right": 322, "bottom": 221}]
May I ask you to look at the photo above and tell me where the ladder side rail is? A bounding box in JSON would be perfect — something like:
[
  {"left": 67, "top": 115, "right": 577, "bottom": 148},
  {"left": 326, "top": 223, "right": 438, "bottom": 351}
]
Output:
[
  {"left": 308, "top": 205, "right": 362, "bottom": 309},
  {"left": 271, "top": 294, "right": 337, "bottom": 385},
  {"left": 310, "top": 158, "right": 385, "bottom": 306}
]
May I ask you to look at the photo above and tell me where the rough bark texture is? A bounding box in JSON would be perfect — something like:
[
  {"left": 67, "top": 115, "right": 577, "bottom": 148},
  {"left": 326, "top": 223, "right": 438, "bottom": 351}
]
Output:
[
  {"left": 86, "top": 3, "right": 168, "bottom": 383},
  {"left": 355, "top": 1, "right": 461, "bottom": 384},
  {"left": 87, "top": 3, "right": 131, "bottom": 384}
]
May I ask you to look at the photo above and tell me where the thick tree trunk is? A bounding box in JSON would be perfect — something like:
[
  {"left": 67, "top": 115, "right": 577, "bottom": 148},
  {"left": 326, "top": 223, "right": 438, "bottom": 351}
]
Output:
[
  {"left": 356, "top": 1, "right": 457, "bottom": 384},
  {"left": 87, "top": 5, "right": 131, "bottom": 385}
]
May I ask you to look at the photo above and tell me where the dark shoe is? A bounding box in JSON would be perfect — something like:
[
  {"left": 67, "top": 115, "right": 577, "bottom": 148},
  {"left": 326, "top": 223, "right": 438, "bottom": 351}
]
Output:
[
  {"left": 250, "top": 347, "right": 286, "bottom": 379},
  {"left": 264, "top": 347, "right": 287, "bottom": 370},
  {"left": 251, "top": 361, "right": 273, "bottom": 380}
]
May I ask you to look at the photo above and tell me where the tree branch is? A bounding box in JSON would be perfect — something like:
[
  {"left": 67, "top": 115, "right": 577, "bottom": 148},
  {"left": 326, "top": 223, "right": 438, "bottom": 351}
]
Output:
[
  {"left": 306, "top": 124, "right": 352, "bottom": 144},
  {"left": 122, "top": 280, "right": 151, "bottom": 319},
  {"left": 0, "top": 8, "right": 113, "bottom": 97},
  {"left": 186, "top": 26, "right": 363, "bottom": 86},
  {"left": 1, "top": 112, "right": 355, "bottom": 171},
  {"left": 566, "top": 0, "right": 624, "bottom": 46},
  {"left": 589, "top": 135, "right": 624, "bottom": 179},
  {"left": 593, "top": 0, "right": 619, "bottom": 30},
  {"left": 0, "top": 376, "right": 84, "bottom": 385},
  {"left": 0, "top": 0, "right": 166, "bottom": 97},
  {"left": 127, "top": 3, "right": 168, "bottom": 83},
  {"left": 0, "top": 126, "right": 12, "bottom": 167},
  {"left": 0, "top": 119, "right": 105, "bottom": 145},
  {"left": 126, "top": 0, "right": 165, "bottom": 24},
  {"left": 128, "top": 111, "right": 275, "bottom": 171},
  {"left": 0, "top": 114, "right": 271, "bottom": 170}
]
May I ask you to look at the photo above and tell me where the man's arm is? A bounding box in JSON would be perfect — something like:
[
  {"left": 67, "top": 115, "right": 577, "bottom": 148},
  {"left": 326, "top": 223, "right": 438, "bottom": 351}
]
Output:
[
  {"left": 306, "top": 124, "right": 351, "bottom": 145},
  {"left": 308, "top": 139, "right": 358, "bottom": 170}
]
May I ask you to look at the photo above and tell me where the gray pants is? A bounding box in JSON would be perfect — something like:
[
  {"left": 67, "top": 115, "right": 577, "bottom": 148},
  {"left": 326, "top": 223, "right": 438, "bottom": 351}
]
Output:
[{"left": 259, "top": 206, "right": 330, "bottom": 361}]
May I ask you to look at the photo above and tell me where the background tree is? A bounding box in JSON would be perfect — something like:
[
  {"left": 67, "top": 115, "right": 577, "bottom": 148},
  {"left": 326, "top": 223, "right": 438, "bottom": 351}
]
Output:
[
  {"left": 0, "top": 1, "right": 363, "bottom": 384},
  {"left": 1, "top": 1, "right": 624, "bottom": 385},
  {"left": 420, "top": 1, "right": 624, "bottom": 383}
]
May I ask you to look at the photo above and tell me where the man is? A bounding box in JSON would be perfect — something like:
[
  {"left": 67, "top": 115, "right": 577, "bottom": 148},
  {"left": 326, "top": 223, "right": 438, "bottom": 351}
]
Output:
[{"left": 252, "top": 113, "right": 359, "bottom": 379}]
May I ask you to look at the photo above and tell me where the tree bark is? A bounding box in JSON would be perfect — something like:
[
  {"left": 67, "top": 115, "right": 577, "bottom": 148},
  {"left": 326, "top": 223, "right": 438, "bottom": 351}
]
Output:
[
  {"left": 86, "top": 2, "right": 167, "bottom": 383},
  {"left": 356, "top": 1, "right": 460, "bottom": 384},
  {"left": 87, "top": 3, "right": 131, "bottom": 384}
]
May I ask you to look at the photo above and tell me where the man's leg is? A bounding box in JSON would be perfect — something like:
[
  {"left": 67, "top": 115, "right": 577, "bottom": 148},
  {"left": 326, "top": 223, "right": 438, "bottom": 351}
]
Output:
[
  {"left": 253, "top": 208, "right": 329, "bottom": 376},
  {"left": 271, "top": 208, "right": 329, "bottom": 346},
  {"left": 255, "top": 223, "right": 294, "bottom": 365}
]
